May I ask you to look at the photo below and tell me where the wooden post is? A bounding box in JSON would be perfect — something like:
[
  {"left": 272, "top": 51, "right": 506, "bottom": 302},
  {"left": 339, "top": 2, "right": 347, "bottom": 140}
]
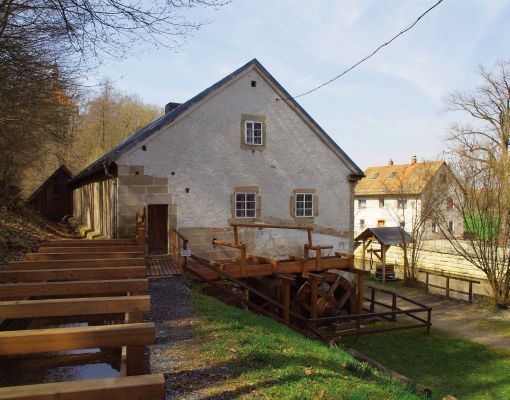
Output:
[
  {"left": 282, "top": 280, "right": 290, "bottom": 323},
  {"left": 426, "top": 309, "right": 432, "bottom": 333},
  {"left": 182, "top": 240, "right": 188, "bottom": 268},
  {"left": 370, "top": 286, "right": 375, "bottom": 312},
  {"left": 445, "top": 276, "right": 450, "bottom": 299},
  {"left": 361, "top": 240, "right": 367, "bottom": 270},
  {"left": 357, "top": 271, "right": 365, "bottom": 314},
  {"left": 382, "top": 245, "right": 387, "bottom": 284},
  {"left": 469, "top": 281, "right": 473, "bottom": 303},
  {"left": 425, "top": 271, "right": 429, "bottom": 293},
  {"left": 308, "top": 274, "right": 322, "bottom": 321},
  {"left": 315, "top": 246, "right": 321, "bottom": 272},
  {"left": 303, "top": 244, "right": 309, "bottom": 259},
  {"left": 233, "top": 225, "right": 239, "bottom": 247},
  {"left": 391, "top": 292, "right": 397, "bottom": 321},
  {"left": 172, "top": 231, "right": 177, "bottom": 260},
  {"left": 240, "top": 244, "right": 247, "bottom": 277},
  {"left": 307, "top": 229, "right": 313, "bottom": 248}
]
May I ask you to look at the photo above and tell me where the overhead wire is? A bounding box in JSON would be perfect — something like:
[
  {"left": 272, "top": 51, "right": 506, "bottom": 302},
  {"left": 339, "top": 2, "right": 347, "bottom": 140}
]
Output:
[{"left": 279, "top": 0, "right": 445, "bottom": 101}]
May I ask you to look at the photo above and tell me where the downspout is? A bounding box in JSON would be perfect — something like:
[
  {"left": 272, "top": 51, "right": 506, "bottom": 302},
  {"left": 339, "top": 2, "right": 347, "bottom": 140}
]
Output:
[{"left": 103, "top": 161, "right": 117, "bottom": 238}]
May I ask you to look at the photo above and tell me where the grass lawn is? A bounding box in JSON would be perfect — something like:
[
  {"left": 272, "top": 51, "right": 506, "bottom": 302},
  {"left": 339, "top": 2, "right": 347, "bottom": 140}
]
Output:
[
  {"left": 342, "top": 325, "right": 510, "bottom": 400},
  {"left": 190, "top": 291, "right": 423, "bottom": 400},
  {"left": 469, "top": 319, "right": 510, "bottom": 337}
]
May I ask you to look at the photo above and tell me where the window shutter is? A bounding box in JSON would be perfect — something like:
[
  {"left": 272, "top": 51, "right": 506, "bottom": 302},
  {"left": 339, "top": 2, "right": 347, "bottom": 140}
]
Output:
[
  {"left": 313, "top": 194, "right": 319, "bottom": 216},
  {"left": 289, "top": 195, "right": 295, "bottom": 217},
  {"left": 256, "top": 195, "right": 261, "bottom": 218},
  {"left": 230, "top": 193, "right": 235, "bottom": 218}
]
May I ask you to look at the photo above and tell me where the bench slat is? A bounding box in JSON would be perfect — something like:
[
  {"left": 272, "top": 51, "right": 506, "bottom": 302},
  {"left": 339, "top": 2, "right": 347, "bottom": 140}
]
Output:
[
  {"left": 0, "top": 322, "right": 155, "bottom": 356},
  {"left": 0, "top": 296, "right": 150, "bottom": 319},
  {"left": 0, "top": 279, "right": 148, "bottom": 299},
  {"left": 38, "top": 246, "right": 145, "bottom": 254}
]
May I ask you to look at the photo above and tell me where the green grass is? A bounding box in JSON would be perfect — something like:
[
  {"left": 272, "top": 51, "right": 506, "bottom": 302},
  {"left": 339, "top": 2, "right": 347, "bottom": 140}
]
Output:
[
  {"left": 190, "top": 291, "right": 423, "bottom": 399},
  {"left": 342, "top": 326, "right": 510, "bottom": 400},
  {"left": 469, "top": 319, "right": 510, "bottom": 337}
]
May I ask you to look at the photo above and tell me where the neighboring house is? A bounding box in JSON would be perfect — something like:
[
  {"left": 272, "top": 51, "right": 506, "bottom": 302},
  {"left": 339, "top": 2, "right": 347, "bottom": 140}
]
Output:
[
  {"left": 70, "top": 59, "right": 364, "bottom": 256},
  {"left": 27, "top": 165, "right": 73, "bottom": 221},
  {"left": 354, "top": 157, "right": 464, "bottom": 238}
]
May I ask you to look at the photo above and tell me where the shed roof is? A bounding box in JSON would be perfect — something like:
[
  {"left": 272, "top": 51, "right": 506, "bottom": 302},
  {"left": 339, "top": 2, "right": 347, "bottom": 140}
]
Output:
[
  {"left": 27, "top": 165, "right": 72, "bottom": 201},
  {"left": 355, "top": 161, "right": 444, "bottom": 196},
  {"left": 71, "top": 58, "right": 363, "bottom": 185},
  {"left": 354, "top": 227, "right": 413, "bottom": 246}
]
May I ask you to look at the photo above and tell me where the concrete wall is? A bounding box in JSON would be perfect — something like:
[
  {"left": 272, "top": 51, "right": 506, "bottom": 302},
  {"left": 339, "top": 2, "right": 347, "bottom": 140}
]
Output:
[
  {"left": 72, "top": 179, "right": 112, "bottom": 238},
  {"left": 116, "top": 67, "right": 356, "bottom": 257}
]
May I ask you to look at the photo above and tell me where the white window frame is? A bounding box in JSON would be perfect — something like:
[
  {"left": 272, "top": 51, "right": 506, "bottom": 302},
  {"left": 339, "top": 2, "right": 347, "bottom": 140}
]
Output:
[
  {"left": 432, "top": 222, "right": 438, "bottom": 233},
  {"left": 295, "top": 193, "right": 314, "bottom": 217},
  {"left": 235, "top": 192, "right": 257, "bottom": 218},
  {"left": 244, "top": 120, "right": 263, "bottom": 145}
]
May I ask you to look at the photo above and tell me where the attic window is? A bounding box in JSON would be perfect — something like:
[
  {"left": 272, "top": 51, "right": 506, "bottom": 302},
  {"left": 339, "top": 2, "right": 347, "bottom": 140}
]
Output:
[
  {"left": 371, "top": 173, "right": 380, "bottom": 179},
  {"left": 251, "top": 80, "right": 257, "bottom": 87},
  {"left": 245, "top": 121, "right": 263, "bottom": 145},
  {"left": 388, "top": 171, "right": 397, "bottom": 178},
  {"left": 142, "top": 145, "right": 147, "bottom": 151}
]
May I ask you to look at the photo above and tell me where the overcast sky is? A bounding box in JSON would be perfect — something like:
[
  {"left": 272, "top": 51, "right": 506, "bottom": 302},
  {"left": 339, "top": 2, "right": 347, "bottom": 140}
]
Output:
[{"left": 93, "top": 0, "right": 510, "bottom": 170}]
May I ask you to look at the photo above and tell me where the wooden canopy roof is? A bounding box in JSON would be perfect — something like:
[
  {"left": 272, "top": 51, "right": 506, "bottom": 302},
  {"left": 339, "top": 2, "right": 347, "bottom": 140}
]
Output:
[{"left": 354, "top": 227, "right": 413, "bottom": 246}]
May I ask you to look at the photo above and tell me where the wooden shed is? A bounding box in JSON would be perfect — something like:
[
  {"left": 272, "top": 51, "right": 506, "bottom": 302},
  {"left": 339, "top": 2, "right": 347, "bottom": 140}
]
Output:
[{"left": 27, "top": 165, "right": 72, "bottom": 221}]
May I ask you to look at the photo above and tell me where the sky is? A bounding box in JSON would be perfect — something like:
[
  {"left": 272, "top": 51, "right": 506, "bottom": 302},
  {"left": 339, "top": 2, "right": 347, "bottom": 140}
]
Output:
[{"left": 92, "top": 0, "right": 510, "bottom": 171}]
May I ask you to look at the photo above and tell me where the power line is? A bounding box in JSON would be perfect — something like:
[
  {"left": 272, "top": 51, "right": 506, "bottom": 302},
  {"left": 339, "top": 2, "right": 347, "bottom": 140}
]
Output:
[{"left": 281, "top": 0, "right": 445, "bottom": 101}]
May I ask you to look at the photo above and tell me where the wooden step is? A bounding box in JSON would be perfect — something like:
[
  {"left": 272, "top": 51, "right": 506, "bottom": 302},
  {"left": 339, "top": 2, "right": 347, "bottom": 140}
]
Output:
[
  {"left": 0, "top": 279, "right": 148, "bottom": 299},
  {"left": 0, "top": 266, "right": 147, "bottom": 283},
  {"left": 7, "top": 259, "right": 146, "bottom": 270},
  {"left": 24, "top": 252, "right": 145, "bottom": 261},
  {"left": 45, "top": 240, "right": 138, "bottom": 247},
  {"left": 0, "top": 295, "right": 150, "bottom": 319},
  {"left": 0, "top": 374, "right": 165, "bottom": 400},
  {"left": 0, "top": 322, "right": 155, "bottom": 356},
  {"left": 38, "top": 246, "right": 145, "bottom": 254}
]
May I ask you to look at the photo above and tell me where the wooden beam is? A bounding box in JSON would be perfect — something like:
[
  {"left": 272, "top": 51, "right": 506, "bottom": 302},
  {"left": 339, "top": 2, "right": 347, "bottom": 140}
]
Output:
[
  {"left": 0, "top": 296, "right": 150, "bottom": 319},
  {"left": 24, "top": 252, "right": 145, "bottom": 261},
  {"left": 37, "top": 246, "right": 145, "bottom": 254},
  {"left": 186, "top": 256, "right": 350, "bottom": 281},
  {"left": 212, "top": 239, "right": 241, "bottom": 249},
  {"left": 0, "top": 322, "right": 155, "bottom": 356},
  {"left": 0, "top": 267, "right": 146, "bottom": 283},
  {"left": 0, "top": 279, "right": 148, "bottom": 299},
  {"left": 44, "top": 239, "right": 137, "bottom": 247},
  {"left": 6, "top": 259, "right": 145, "bottom": 270},
  {"left": 230, "top": 222, "right": 314, "bottom": 230},
  {"left": 0, "top": 374, "right": 165, "bottom": 400}
]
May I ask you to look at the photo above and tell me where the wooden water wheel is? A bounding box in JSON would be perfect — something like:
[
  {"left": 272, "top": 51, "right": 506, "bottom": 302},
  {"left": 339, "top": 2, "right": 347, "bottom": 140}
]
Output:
[{"left": 292, "top": 271, "right": 356, "bottom": 319}]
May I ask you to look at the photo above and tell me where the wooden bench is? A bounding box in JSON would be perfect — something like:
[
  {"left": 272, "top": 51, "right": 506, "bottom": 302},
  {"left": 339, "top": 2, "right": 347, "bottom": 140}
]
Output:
[
  {"left": 6, "top": 258, "right": 146, "bottom": 270},
  {"left": 0, "top": 322, "right": 155, "bottom": 376},
  {"left": 37, "top": 246, "right": 145, "bottom": 254},
  {"left": 0, "top": 267, "right": 147, "bottom": 283},
  {"left": 44, "top": 239, "right": 138, "bottom": 247},
  {"left": 0, "top": 296, "right": 150, "bottom": 319},
  {"left": 24, "top": 252, "right": 145, "bottom": 261},
  {"left": 0, "top": 374, "right": 165, "bottom": 400},
  {"left": 0, "top": 279, "right": 148, "bottom": 299}
]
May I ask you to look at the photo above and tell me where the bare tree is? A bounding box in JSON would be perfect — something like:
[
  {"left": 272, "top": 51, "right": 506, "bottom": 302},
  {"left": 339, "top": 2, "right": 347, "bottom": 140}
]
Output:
[
  {"left": 438, "top": 60, "right": 510, "bottom": 307},
  {"left": 383, "top": 161, "right": 446, "bottom": 285}
]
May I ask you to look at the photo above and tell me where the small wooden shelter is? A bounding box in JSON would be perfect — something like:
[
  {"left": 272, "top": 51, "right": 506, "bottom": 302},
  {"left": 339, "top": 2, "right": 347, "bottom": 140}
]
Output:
[
  {"left": 354, "top": 227, "right": 413, "bottom": 283},
  {"left": 27, "top": 165, "right": 72, "bottom": 221}
]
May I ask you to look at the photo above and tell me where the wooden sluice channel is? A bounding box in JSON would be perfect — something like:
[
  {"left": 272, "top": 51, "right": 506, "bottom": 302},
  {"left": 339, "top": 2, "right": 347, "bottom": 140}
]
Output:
[{"left": 0, "top": 217, "right": 165, "bottom": 399}]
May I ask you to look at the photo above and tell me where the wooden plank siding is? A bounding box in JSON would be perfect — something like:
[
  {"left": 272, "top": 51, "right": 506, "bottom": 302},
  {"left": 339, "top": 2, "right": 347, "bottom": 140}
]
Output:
[
  {"left": 6, "top": 259, "right": 146, "bottom": 270},
  {"left": 24, "top": 252, "right": 145, "bottom": 261}
]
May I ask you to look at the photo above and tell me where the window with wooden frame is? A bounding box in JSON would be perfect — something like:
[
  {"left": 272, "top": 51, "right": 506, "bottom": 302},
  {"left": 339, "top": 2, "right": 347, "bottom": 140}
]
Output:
[
  {"left": 358, "top": 199, "right": 366, "bottom": 209},
  {"left": 448, "top": 221, "right": 454, "bottom": 233},
  {"left": 431, "top": 222, "right": 438, "bottom": 233},
  {"left": 379, "top": 197, "right": 385, "bottom": 208},
  {"left": 295, "top": 193, "right": 313, "bottom": 217},
  {"left": 446, "top": 197, "right": 454, "bottom": 210},
  {"left": 244, "top": 121, "right": 263, "bottom": 145},
  {"left": 235, "top": 192, "right": 257, "bottom": 218}
]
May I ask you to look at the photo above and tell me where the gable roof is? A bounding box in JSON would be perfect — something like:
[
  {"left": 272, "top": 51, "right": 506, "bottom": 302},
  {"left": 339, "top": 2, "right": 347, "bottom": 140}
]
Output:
[
  {"left": 354, "top": 227, "right": 414, "bottom": 246},
  {"left": 71, "top": 58, "right": 363, "bottom": 184},
  {"left": 28, "top": 165, "right": 72, "bottom": 201},
  {"left": 355, "top": 160, "right": 445, "bottom": 196}
]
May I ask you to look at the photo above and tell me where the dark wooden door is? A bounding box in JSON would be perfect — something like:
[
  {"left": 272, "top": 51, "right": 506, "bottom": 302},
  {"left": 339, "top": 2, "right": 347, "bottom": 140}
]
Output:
[{"left": 147, "top": 204, "right": 168, "bottom": 255}]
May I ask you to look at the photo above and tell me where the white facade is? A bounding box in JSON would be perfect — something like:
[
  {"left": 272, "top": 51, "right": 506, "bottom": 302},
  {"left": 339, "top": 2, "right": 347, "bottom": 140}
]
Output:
[{"left": 100, "top": 61, "right": 363, "bottom": 257}]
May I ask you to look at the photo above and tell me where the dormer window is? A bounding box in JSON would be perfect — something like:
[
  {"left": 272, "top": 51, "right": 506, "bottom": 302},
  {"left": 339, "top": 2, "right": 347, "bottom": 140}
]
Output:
[
  {"left": 388, "top": 171, "right": 397, "bottom": 178},
  {"left": 371, "top": 173, "right": 380, "bottom": 179},
  {"left": 245, "top": 121, "right": 263, "bottom": 145}
]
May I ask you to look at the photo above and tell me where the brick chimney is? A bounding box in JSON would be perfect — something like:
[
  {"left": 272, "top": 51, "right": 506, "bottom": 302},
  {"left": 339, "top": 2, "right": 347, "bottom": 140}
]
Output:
[
  {"left": 165, "top": 102, "right": 180, "bottom": 114},
  {"left": 389, "top": 159, "right": 394, "bottom": 166},
  {"left": 411, "top": 155, "right": 417, "bottom": 164}
]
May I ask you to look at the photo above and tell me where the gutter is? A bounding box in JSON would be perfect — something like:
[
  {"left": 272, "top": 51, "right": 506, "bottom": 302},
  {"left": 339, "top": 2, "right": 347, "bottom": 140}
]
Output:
[{"left": 103, "top": 161, "right": 117, "bottom": 238}]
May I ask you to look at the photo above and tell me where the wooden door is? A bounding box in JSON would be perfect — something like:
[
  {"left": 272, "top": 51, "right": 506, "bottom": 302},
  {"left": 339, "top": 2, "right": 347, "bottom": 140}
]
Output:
[{"left": 147, "top": 204, "right": 168, "bottom": 255}]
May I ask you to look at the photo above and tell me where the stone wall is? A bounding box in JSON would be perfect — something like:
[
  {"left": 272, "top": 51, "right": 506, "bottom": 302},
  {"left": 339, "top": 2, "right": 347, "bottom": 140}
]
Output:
[
  {"left": 116, "top": 164, "right": 174, "bottom": 239},
  {"left": 355, "top": 240, "right": 494, "bottom": 299}
]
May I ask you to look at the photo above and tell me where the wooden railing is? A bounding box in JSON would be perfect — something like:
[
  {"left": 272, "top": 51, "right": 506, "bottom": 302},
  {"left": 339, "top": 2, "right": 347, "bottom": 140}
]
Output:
[
  {"left": 172, "top": 229, "right": 189, "bottom": 268},
  {"left": 419, "top": 268, "right": 481, "bottom": 303}
]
